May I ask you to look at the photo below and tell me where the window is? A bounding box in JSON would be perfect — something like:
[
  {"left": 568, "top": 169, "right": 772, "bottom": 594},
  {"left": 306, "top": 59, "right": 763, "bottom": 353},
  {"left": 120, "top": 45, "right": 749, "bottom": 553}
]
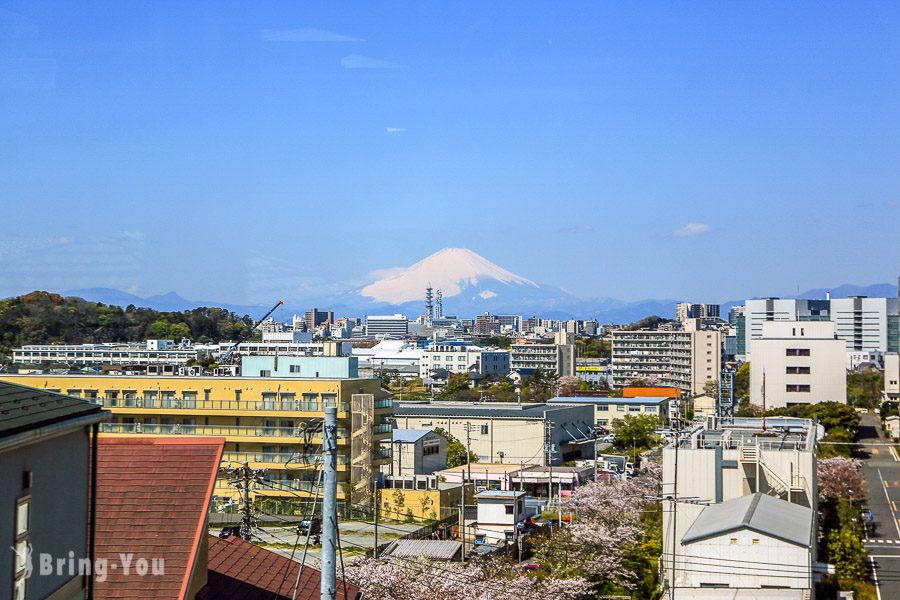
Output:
[
  {"left": 598, "top": 404, "right": 609, "bottom": 411},
  {"left": 235, "top": 389, "right": 242, "bottom": 401},
  {"left": 182, "top": 391, "right": 197, "bottom": 408},
  {"left": 290, "top": 364, "right": 301, "bottom": 373},
  {"left": 752, "top": 538, "right": 760, "bottom": 545},
  {"left": 505, "top": 504, "right": 514, "bottom": 515},
  {"left": 617, "top": 405, "right": 625, "bottom": 412},
  {"left": 786, "top": 348, "right": 811, "bottom": 356},
  {"left": 259, "top": 370, "right": 271, "bottom": 377},
  {"left": 786, "top": 366, "right": 811, "bottom": 374},
  {"left": 729, "top": 538, "right": 738, "bottom": 545},
  {"left": 13, "top": 496, "right": 30, "bottom": 600},
  {"left": 481, "top": 425, "right": 489, "bottom": 435},
  {"left": 67, "top": 388, "right": 81, "bottom": 397},
  {"left": 629, "top": 406, "right": 641, "bottom": 412},
  {"left": 786, "top": 384, "right": 811, "bottom": 393},
  {"left": 644, "top": 406, "right": 657, "bottom": 413},
  {"left": 204, "top": 388, "right": 211, "bottom": 401}
]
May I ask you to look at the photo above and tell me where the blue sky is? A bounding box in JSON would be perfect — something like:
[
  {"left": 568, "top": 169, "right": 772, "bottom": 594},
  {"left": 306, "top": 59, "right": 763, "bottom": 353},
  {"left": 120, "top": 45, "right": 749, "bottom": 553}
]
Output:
[{"left": 2, "top": 2, "right": 899, "bottom": 304}]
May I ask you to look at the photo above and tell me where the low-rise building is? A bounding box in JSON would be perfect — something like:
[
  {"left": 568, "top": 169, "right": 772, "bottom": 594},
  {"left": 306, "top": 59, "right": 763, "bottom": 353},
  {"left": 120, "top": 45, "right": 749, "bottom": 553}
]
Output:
[
  {"left": 382, "top": 429, "right": 447, "bottom": 476},
  {"left": 474, "top": 490, "right": 529, "bottom": 544},
  {"left": 1, "top": 381, "right": 108, "bottom": 600},
  {"left": 547, "top": 395, "right": 670, "bottom": 428},
  {"left": 12, "top": 342, "right": 202, "bottom": 366},
  {"left": 885, "top": 352, "right": 899, "bottom": 402},
  {"left": 420, "top": 344, "right": 510, "bottom": 383},
  {"left": 676, "top": 493, "right": 814, "bottom": 595},
  {"left": 661, "top": 417, "right": 818, "bottom": 599},
  {"left": 379, "top": 475, "right": 465, "bottom": 522},
  {"left": 749, "top": 321, "right": 846, "bottom": 409},
  {"left": 393, "top": 401, "right": 595, "bottom": 465}
]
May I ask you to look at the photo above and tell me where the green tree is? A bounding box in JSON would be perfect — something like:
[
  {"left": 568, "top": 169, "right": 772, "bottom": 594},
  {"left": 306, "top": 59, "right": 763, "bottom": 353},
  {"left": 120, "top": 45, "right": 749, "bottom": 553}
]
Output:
[
  {"left": 168, "top": 322, "right": 190, "bottom": 340},
  {"left": 144, "top": 319, "right": 170, "bottom": 339},
  {"left": 612, "top": 414, "right": 660, "bottom": 453},
  {"left": 434, "top": 427, "right": 478, "bottom": 468},
  {"left": 734, "top": 362, "right": 750, "bottom": 401},
  {"left": 847, "top": 370, "right": 884, "bottom": 408},
  {"left": 703, "top": 379, "right": 719, "bottom": 397}
]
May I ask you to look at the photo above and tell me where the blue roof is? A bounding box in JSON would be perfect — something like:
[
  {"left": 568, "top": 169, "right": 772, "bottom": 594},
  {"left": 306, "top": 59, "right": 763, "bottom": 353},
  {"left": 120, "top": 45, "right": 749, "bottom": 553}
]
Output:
[
  {"left": 391, "top": 429, "right": 433, "bottom": 443},
  {"left": 547, "top": 396, "right": 669, "bottom": 405}
]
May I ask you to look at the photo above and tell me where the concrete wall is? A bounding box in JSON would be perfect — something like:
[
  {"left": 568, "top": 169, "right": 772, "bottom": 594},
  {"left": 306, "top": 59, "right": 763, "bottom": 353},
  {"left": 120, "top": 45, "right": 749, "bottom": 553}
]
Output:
[
  {"left": 241, "top": 355, "right": 359, "bottom": 379},
  {"left": 1, "top": 429, "right": 91, "bottom": 600},
  {"left": 679, "top": 531, "right": 811, "bottom": 590},
  {"left": 749, "top": 321, "right": 846, "bottom": 408}
]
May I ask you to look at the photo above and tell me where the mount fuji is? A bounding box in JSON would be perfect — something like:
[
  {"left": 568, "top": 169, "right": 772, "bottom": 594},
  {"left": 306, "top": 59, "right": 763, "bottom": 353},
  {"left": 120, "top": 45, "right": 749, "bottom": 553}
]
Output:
[{"left": 354, "top": 248, "right": 595, "bottom": 318}]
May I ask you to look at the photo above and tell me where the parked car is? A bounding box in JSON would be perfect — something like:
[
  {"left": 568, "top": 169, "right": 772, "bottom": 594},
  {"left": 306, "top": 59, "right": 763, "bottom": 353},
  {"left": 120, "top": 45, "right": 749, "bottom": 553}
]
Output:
[
  {"left": 600, "top": 434, "right": 616, "bottom": 444},
  {"left": 297, "top": 518, "right": 322, "bottom": 536}
]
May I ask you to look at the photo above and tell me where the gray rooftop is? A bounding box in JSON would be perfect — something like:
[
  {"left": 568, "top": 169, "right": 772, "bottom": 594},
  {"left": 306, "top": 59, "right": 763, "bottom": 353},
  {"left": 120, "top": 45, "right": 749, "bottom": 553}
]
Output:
[
  {"left": 0, "top": 380, "right": 106, "bottom": 439},
  {"left": 381, "top": 539, "right": 462, "bottom": 561},
  {"left": 548, "top": 396, "right": 670, "bottom": 405},
  {"left": 391, "top": 429, "right": 433, "bottom": 443},
  {"left": 394, "top": 401, "right": 577, "bottom": 419},
  {"left": 476, "top": 490, "right": 526, "bottom": 499},
  {"left": 682, "top": 493, "right": 813, "bottom": 547}
]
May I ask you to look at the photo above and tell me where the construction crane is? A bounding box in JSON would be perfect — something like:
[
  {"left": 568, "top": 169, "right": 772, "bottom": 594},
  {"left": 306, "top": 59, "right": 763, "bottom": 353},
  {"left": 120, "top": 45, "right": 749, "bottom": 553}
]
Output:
[{"left": 219, "top": 300, "right": 284, "bottom": 365}]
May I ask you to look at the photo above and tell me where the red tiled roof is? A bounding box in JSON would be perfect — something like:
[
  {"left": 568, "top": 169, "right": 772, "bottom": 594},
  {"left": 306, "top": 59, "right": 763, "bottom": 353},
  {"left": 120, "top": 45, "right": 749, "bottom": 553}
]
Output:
[
  {"left": 94, "top": 436, "right": 224, "bottom": 600},
  {"left": 199, "top": 534, "right": 360, "bottom": 600}
]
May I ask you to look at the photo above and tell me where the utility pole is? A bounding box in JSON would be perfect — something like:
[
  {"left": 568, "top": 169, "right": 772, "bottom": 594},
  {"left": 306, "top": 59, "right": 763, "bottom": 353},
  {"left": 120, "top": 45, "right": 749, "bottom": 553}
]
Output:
[
  {"left": 372, "top": 477, "right": 379, "bottom": 559},
  {"left": 464, "top": 423, "right": 475, "bottom": 484},
  {"left": 226, "top": 461, "right": 265, "bottom": 541},
  {"left": 459, "top": 467, "right": 467, "bottom": 560},
  {"left": 670, "top": 428, "right": 680, "bottom": 600},
  {"left": 545, "top": 421, "right": 555, "bottom": 504},
  {"left": 321, "top": 407, "right": 338, "bottom": 600}
]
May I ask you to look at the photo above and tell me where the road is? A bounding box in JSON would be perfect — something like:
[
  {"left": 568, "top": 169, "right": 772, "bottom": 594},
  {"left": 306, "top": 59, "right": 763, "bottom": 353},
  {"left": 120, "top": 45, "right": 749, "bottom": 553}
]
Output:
[
  {"left": 211, "top": 520, "right": 423, "bottom": 568},
  {"left": 858, "top": 412, "right": 900, "bottom": 599}
]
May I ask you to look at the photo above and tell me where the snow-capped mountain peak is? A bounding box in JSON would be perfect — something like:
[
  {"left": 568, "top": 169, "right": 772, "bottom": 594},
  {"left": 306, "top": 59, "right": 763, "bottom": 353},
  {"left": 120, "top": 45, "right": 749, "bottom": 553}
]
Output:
[{"left": 360, "top": 247, "right": 537, "bottom": 305}]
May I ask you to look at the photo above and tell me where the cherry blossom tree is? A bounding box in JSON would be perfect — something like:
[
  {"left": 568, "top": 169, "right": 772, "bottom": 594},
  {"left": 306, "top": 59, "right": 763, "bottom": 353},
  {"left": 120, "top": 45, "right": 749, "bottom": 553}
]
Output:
[
  {"left": 345, "top": 556, "right": 590, "bottom": 600},
  {"left": 532, "top": 461, "right": 662, "bottom": 589},
  {"left": 818, "top": 457, "right": 866, "bottom": 503}
]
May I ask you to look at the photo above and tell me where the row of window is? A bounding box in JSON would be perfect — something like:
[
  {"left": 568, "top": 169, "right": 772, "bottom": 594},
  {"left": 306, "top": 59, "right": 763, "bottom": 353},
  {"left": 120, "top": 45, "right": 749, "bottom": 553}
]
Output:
[
  {"left": 786, "top": 366, "right": 811, "bottom": 374},
  {"left": 785, "top": 348, "right": 811, "bottom": 356},
  {"left": 59, "top": 388, "right": 337, "bottom": 404},
  {"left": 786, "top": 384, "right": 811, "bottom": 393},
  {"left": 597, "top": 404, "right": 658, "bottom": 413}
]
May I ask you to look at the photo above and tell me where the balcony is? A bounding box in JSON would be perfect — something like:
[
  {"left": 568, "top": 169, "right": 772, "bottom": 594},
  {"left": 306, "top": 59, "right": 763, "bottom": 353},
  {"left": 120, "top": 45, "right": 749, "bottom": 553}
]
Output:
[
  {"left": 93, "top": 397, "right": 351, "bottom": 413},
  {"left": 222, "top": 451, "right": 349, "bottom": 467},
  {"left": 100, "top": 422, "right": 350, "bottom": 441}
]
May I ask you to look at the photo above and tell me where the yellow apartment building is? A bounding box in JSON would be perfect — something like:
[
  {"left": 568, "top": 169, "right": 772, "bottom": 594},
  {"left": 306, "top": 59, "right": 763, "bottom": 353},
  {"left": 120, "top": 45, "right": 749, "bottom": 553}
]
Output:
[{"left": 1, "top": 374, "right": 392, "bottom": 510}]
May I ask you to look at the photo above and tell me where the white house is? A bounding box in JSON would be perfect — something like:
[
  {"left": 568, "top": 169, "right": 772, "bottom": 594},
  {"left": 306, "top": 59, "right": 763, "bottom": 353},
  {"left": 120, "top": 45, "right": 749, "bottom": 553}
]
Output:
[
  {"left": 474, "top": 490, "right": 528, "bottom": 544},
  {"left": 674, "top": 493, "right": 813, "bottom": 596}
]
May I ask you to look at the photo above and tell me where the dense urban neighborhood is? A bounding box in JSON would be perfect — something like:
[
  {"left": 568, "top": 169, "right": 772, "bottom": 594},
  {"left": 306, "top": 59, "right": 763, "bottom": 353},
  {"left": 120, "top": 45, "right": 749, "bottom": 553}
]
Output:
[{"left": 2, "top": 281, "right": 899, "bottom": 599}]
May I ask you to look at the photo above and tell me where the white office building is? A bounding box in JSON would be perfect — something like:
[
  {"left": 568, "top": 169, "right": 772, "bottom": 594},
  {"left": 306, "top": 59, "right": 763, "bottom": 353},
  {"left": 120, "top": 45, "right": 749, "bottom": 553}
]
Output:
[
  {"left": 366, "top": 314, "right": 409, "bottom": 338},
  {"left": 741, "top": 296, "right": 900, "bottom": 361},
  {"left": 749, "top": 321, "right": 846, "bottom": 409}
]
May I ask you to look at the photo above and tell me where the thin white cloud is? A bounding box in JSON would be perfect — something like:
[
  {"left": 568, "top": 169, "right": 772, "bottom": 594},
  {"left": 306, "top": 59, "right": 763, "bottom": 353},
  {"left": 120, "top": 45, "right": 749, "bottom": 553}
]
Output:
[
  {"left": 557, "top": 225, "right": 594, "bottom": 235},
  {"left": 261, "top": 28, "right": 361, "bottom": 43},
  {"left": 386, "top": 127, "right": 405, "bottom": 134},
  {"left": 341, "top": 54, "right": 406, "bottom": 69},
  {"left": 674, "top": 222, "right": 712, "bottom": 237}
]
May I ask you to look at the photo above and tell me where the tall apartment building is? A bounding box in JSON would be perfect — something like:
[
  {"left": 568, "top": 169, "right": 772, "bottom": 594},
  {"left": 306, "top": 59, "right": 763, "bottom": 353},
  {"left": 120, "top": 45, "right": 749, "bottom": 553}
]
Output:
[
  {"left": 305, "top": 308, "right": 334, "bottom": 330},
  {"left": 509, "top": 332, "right": 575, "bottom": 377},
  {"left": 749, "top": 321, "right": 846, "bottom": 409},
  {"left": 0, "top": 372, "right": 392, "bottom": 509},
  {"left": 419, "top": 344, "right": 510, "bottom": 381},
  {"left": 742, "top": 296, "right": 900, "bottom": 360},
  {"left": 474, "top": 313, "right": 501, "bottom": 336},
  {"left": 676, "top": 303, "right": 720, "bottom": 323},
  {"left": 610, "top": 329, "right": 721, "bottom": 395},
  {"left": 365, "top": 314, "right": 409, "bottom": 338}
]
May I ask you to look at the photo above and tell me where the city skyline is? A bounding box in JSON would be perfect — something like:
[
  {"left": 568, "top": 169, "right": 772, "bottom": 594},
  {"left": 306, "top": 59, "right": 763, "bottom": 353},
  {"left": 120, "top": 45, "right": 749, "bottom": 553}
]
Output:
[{"left": 2, "top": 3, "right": 900, "bottom": 302}]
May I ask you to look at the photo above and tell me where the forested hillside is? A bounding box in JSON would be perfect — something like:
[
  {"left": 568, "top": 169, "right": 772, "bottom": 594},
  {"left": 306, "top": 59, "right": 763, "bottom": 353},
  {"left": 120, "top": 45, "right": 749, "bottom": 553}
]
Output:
[{"left": 0, "top": 291, "right": 254, "bottom": 358}]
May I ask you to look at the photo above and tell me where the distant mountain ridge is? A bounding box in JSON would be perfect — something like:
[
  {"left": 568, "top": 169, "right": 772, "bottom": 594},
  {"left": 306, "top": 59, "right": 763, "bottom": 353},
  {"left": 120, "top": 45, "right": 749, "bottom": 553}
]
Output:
[{"left": 59, "top": 259, "right": 900, "bottom": 323}]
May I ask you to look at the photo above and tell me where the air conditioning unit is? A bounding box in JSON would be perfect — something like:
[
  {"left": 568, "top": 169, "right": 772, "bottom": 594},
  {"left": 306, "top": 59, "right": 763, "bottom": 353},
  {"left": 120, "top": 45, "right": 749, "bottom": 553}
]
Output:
[
  {"left": 135, "top": 422, "right": 143, "bottom": 433},
  {"left": 174, "top": 424, "right": 182, "bottom": 434},
  {"left": 136, "top": 399, "right": 144, "bottom": 408}
]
